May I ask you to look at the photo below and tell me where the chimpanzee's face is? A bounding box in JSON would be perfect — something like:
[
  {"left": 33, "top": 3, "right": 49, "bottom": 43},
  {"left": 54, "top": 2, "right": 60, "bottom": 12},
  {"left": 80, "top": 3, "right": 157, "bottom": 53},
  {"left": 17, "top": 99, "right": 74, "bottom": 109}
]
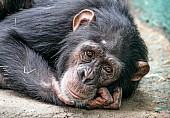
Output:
[
  {"left": 60, "top": 40, "right": 122, "bottom": 106},
  {"left": 58, "top": 8, "right": 150, "bottom": 107}
]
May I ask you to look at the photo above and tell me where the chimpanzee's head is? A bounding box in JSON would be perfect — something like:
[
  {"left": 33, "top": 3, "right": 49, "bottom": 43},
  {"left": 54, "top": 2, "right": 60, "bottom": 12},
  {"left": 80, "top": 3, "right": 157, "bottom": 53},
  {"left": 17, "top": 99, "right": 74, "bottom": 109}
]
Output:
[{"left": 57, "top": 9, "right": 150, "bottom": 106}]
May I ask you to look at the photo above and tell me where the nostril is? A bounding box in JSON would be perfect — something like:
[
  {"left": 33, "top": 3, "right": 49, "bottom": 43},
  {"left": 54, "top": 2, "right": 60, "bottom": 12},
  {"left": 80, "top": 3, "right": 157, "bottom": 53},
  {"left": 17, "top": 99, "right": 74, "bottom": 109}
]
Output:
[
  {"left": 77, "top": 66, "right": 92, "bottom": 78},
  {"left": 77, "top": 68, "right": 85, "bottom": 79},
  {"left": 77, "top": 66, "right": 97, "bottom": 85}
]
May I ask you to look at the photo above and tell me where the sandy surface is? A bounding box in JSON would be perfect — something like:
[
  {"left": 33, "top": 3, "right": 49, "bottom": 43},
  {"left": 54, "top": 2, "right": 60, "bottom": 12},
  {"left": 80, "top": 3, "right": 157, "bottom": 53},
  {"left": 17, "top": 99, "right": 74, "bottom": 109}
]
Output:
[
  {"left": 0, "top": 89, "right": 169, "bottom": 118},
  {"left": 0, "top": 10, "right": 170, "bottom": 118}
]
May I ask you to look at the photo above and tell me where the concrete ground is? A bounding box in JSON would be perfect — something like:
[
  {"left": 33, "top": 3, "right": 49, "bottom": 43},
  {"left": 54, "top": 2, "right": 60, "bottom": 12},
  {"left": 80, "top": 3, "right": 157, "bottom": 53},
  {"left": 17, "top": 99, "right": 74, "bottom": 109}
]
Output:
[{"left": 0, "top": 11, "right": 170, "bottom": 118}]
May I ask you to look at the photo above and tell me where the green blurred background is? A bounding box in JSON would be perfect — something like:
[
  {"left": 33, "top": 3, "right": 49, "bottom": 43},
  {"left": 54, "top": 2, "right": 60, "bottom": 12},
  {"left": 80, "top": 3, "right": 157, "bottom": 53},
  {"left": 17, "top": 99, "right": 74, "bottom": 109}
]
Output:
[{"left": 133, "top": 0, "right": 170, "bottom": 39}]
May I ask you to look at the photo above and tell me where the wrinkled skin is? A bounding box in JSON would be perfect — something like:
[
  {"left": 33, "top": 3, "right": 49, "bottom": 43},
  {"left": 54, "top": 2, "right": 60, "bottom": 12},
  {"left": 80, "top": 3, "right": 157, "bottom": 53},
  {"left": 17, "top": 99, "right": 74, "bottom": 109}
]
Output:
[{"left": 53, "top": 80, "right": 122, "bottom": 109}]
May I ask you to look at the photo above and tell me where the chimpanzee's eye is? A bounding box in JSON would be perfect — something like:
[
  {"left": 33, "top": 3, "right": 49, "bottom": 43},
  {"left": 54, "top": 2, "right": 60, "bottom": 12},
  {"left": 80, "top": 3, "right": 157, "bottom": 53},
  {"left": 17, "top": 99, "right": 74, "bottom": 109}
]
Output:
[
  {"left": 103, "top": 65, "right": 113, "bottom": 73},
  {"left": 80, "top": 50, "right": 95, "bottom": 62},
  {"left": 85, "top": 50, "right": 95, "bottom": 58}
]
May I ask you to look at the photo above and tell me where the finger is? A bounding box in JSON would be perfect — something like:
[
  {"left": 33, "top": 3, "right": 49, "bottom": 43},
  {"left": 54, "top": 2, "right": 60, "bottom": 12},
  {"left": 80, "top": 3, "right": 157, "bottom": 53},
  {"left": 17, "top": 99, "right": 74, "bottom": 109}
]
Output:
[
  {"left": 103, "top": 103, "right": 120, "bottom": 110},
  {"left": 98, "top": 87, "right": 113, "bottom": 104},
  {"left": 87, "top": 87, "right": 114, "bottom": 108},
  {"left": 113, "top": 87, "right": 122, "bottom": 108},
  {"left": 87, "top": 96, "right": 106, "bottom": 106},
  {"left": 104, "top": 87, "right": 122, "bottom": 109}
]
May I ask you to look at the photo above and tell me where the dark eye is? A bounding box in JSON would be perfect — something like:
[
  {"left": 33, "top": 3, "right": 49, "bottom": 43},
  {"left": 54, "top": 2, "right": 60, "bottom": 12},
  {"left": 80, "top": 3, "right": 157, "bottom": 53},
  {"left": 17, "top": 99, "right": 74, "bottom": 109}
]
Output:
[
  {"left": 81, "top": 50, "right": 95, "bottom": 62},
  {"left": 103, "top": 65, "right": 113, "bottom": 73},
  {"left": 86, "top": 50, "right": 95, "bottom": 58}
]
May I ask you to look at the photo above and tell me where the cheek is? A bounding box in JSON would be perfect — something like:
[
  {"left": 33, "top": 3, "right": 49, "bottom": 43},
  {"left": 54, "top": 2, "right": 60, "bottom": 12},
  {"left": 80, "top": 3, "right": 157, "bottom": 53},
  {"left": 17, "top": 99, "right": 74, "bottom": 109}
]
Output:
[
  {"left": 68, "top": 50, "right": 82, "bottom": 65},
  {"left": 60, "top": 67, "right": 77, "bottom": 100},
  {"left": 60, "top": 67, "right": 77, "bottom": 90},
  {"left": 99, "top": 75, "right": 115, "bottom": 86}
]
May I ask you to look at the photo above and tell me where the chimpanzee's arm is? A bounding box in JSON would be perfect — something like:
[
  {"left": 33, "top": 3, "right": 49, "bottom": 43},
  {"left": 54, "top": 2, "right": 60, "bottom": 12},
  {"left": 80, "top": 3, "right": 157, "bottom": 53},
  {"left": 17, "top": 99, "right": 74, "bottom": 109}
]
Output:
[{"left": 0, "top": 30, "right": 64, "bottom": 105}]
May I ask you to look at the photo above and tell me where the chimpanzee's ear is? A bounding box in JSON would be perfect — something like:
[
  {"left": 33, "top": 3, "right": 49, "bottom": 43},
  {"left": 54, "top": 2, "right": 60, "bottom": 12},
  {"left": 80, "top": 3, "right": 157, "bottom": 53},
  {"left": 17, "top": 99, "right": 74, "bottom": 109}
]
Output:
[
  {"left": 132, "top": 61, "right": 150, "bottom": 81},
  {"left": 73, "top": 9, "right": 96, "bottom": 31}
]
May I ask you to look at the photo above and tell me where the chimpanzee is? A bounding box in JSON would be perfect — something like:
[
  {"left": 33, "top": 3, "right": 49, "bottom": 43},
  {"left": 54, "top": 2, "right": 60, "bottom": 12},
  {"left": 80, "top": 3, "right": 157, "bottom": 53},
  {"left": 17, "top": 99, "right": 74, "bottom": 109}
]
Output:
[{"left": 0, "top": 0, "right": 150, "bottom": 109}]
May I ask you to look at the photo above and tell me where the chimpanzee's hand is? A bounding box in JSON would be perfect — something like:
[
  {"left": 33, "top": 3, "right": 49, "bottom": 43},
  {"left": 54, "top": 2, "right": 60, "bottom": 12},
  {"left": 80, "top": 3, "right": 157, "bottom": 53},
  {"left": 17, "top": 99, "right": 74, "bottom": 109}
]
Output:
[
  {"left": 87, "top": 87, "right": 113, "bottom": 109},
  {"left": 87, "top": 87, "right": 122, "bottom": 110},
  {"left": 52, "top": 79, "right": 75, "bottom": 106},
  {"left": 102, "top": 87, "right": 122, "bottom": 109}
]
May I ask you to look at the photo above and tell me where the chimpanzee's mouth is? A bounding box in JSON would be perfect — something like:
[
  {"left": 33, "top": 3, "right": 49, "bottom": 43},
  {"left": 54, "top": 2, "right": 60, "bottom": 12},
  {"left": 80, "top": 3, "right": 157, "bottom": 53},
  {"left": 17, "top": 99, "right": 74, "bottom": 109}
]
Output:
[{"left": 66, "top": 86, "right": 88, "bottom": 100}]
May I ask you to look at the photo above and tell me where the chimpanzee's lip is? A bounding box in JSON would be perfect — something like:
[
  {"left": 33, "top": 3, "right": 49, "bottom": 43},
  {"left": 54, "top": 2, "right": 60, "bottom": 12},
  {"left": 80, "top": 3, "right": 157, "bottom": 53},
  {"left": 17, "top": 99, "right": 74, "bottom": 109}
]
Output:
[{"left": 67, "top": 86, "right": 87, "bottom": 100}]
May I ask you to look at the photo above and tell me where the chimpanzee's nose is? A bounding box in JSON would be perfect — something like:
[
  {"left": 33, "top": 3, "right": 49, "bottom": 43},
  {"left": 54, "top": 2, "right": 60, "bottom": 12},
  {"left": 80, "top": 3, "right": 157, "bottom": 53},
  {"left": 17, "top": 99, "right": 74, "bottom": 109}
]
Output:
[{"left": 77, "top": 66, "right": 97, "bottom": 85}]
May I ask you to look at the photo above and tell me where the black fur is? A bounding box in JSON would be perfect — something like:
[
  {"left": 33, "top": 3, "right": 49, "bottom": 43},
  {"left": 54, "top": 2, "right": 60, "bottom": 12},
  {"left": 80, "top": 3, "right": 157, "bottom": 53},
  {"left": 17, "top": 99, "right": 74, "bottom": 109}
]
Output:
[
  {"left": 0, "top": 0, "right": 148, "bottom": 106},
  {"left": 0, "top": 0, "right": 35, "bottom": 20},
  {"left": 0, "top": 30, "right": 64, "bottom": 105}
]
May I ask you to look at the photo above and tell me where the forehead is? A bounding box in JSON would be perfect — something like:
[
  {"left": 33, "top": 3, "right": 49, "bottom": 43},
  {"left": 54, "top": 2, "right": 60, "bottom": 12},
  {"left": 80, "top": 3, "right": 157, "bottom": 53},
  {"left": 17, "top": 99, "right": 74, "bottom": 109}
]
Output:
[
  {"left": 76, "top": 41, "right": 101, "bottom": 49},
  {"left": 74, "top": 41, "right": 103, "bottom": 54},
  {"left": 90, "top": 31, "right": 123, "bottom": 53},
  {"left": 75, "top": 40, "right": 117, "bottom": 56}
]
